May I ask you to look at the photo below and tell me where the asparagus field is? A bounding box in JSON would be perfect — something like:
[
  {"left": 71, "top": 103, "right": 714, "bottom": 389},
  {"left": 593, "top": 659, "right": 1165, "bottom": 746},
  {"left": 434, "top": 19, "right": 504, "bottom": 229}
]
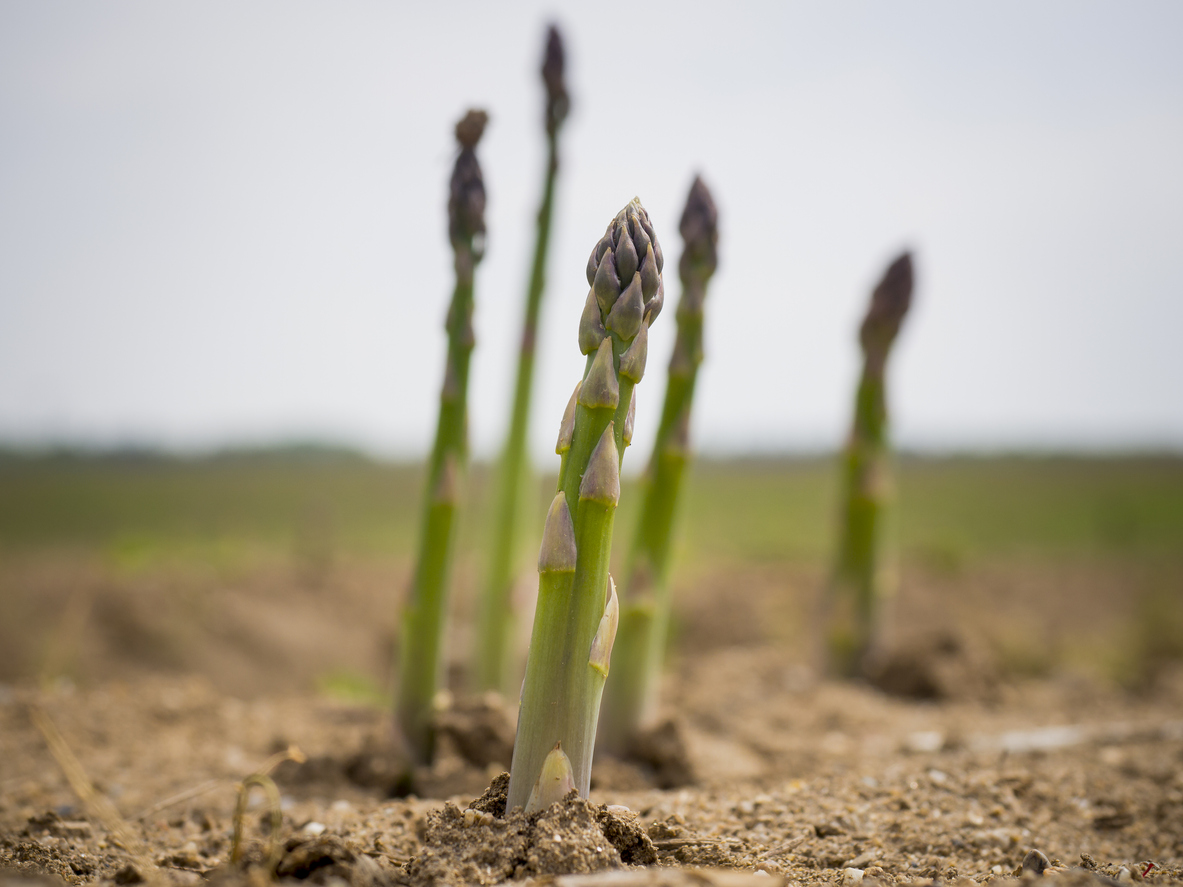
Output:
[
  {"left": 4, "top": 5, "right": 1181, "bottom": 887},
  {"left": 2, "top": 451, "right": 1183, "bottom": 885}
]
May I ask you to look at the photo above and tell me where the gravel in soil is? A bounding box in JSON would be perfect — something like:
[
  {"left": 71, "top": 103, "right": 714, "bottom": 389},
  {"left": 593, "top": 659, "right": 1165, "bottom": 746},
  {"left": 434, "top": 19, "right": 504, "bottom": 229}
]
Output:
[
  {"left": 3, "top": 548, "right": 1183, "bottom": 885},
  {"left": 3, "top": 648, "right": 1182, "bottom": 886}
]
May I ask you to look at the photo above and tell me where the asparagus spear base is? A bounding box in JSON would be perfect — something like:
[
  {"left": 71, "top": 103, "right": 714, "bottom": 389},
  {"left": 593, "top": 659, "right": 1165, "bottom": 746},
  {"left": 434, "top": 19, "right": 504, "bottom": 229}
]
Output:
[
  {"left": 507, "top": 493, "right": 618, "bottom": 811},
  {"left": 825, "top": 433, "right": 896, "bottom": 677},
  {"left": 396, "top": 466, "right": 462, "bottom": 764}
]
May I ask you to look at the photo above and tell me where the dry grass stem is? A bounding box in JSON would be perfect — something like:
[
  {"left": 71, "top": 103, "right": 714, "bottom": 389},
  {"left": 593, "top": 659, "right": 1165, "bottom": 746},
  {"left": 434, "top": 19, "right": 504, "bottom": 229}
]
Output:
[{"left": 29, "top": 703, "right": 153, "bottom": 871}]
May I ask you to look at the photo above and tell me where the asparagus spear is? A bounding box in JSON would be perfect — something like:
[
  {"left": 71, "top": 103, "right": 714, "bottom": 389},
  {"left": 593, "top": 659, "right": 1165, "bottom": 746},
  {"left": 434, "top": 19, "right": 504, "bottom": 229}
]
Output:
[
  {"left": 473, "top": 26, "right": 570, "bottom": 694},
  {"left": 826, "top": 251, "right": 914, "bottom": 678},
  {"left": 507, "top": 199, "right": 665, "bottom": 812},
  {"left": 395, "top": 110, "right": 488, "bottom": 765},
  {"left": 599, "top": 177, "right": 718, "bottom": 753}
]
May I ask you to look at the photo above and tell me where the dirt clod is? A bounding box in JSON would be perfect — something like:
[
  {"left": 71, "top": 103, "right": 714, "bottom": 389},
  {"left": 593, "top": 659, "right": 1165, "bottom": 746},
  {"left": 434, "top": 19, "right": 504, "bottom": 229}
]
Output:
[
  {"left": 594, "top": 806, "right": 657, "bottom": 866},
  {"left": 525, "top": 797, "right": 621, "bottom": 876},
  {"left": 275, "top": 834, "right": 357, "bottom": 881},
  {"left": 628, "top": 719, "right": 696, "bottom": 789},
  {"left": 467, "top": 771, "right": 509, "bottom": 818},
  {"left": 406, "top": 780, "right": 657, "bottom": 885},
  {"left": 865, "top": 631, "right": 999, "bottom": 701},
  {"left": 406, "top": 800, "right": 530, "bottom": 886},
  {"left": 433, "top": 695, "right": 516, "bottom": 771},
  {"left": 113, "top": 863, "right": 145, "bottom": 884}
]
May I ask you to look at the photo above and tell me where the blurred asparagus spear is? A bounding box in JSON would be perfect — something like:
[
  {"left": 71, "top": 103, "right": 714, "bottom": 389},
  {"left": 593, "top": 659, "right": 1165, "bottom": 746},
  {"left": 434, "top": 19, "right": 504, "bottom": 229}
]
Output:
[
  {"left": 395, "top": 110, "right": 488, "bottom": 765},
  {"left": 473, "top": 26, "right": 570, "bottom": 695},
  {"left": 599, "top": 177, "right": 718, "bottom": 753},
  {"left": 507, "top": 199, "right": 665, "bottom": 812},
  {"left": 825, "top": 251, "right": 914, "bottom": 677}
]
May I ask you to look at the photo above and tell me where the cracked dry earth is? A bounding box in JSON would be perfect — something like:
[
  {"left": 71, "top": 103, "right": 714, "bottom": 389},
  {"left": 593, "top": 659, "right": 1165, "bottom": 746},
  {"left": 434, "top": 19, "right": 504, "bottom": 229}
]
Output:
[{"left": 2, "top": 644, "right": 1182, "bottom": 887}]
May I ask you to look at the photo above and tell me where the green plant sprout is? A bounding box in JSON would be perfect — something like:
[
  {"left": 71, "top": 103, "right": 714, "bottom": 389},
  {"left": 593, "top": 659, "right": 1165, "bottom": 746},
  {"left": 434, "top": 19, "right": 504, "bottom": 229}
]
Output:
[
  {"left": 473, "top": 26, "right": 570, "bottom": 695},
  {"left": 598, "top": 176, "right": 719, "bottom": 754},
  {"left": 395, "top": 110, "right": 488, "bottom": 765},
  {"left": 507, "top": 199, "right": 665, "bottom": 812},
  {"left": 825, "top": 251, "right": 914, "bottom": 678}
]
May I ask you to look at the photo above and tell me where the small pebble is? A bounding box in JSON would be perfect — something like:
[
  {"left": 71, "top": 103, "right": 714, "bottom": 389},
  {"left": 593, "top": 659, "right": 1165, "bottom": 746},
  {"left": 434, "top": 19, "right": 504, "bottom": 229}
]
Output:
[
  {"left": 843, "top": 868, "right": 865, "bottom": 884},
  {"left": 905, "top": 731, "right": 945, "bottom": 753},
  {"left": 302, "top": 822, "right": 326, "bottom": 836},
  {"left": 1117, "top": 867, "right": 1133, "bottom": 884},
  {"left": 1023, "top": 849, "right": 1050, "bottom": 875},
  {"left": 1099, "top": 747, "right": 1125, "bottom": 766},
  {"left": 462, "top": 809, "right": 493, "bottom": 828}
]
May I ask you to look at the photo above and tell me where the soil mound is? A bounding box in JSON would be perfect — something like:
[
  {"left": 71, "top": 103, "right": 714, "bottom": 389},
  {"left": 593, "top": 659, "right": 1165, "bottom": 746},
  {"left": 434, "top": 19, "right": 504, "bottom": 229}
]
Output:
[{"left": 406, "top": 774, "right": 655, "bottom": 885}]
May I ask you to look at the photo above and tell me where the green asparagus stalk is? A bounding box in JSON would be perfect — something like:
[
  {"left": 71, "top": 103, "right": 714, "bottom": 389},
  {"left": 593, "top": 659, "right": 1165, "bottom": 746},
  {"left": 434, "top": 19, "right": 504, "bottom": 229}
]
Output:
[
  {"left": 473, "top": 26, "right": 570, "bottom": 694},
  {"left": 599, "top": 177, "right": 718, "bottom": 753},
  {"left": 507, "top": 199, "right": 665, "bottom": 812},
  {"left": 395, "top": 110, "right": 488, "bottom": 765},
  {"left": 825, "top": 251, "right": 914, "bottom": 677}
]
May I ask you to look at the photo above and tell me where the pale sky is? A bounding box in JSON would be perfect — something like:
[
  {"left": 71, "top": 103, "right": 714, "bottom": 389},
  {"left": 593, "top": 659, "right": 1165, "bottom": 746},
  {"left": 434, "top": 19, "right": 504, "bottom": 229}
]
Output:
[{"left": 2, "top": 1, "right": 1182, "bottom": 460}]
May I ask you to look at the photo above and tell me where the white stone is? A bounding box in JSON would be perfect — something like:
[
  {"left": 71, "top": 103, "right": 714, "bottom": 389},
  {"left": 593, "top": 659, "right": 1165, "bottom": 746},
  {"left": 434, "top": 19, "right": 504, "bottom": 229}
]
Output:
[{"left": 905, "top": 731, "right": 944, "bottom": 753}]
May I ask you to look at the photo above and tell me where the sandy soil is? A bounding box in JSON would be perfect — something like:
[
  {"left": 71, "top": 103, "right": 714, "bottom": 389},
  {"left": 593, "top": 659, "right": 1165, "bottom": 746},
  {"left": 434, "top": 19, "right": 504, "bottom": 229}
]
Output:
[{"left": 2, "top": 555, "right": 1182, "bottom": 886}]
